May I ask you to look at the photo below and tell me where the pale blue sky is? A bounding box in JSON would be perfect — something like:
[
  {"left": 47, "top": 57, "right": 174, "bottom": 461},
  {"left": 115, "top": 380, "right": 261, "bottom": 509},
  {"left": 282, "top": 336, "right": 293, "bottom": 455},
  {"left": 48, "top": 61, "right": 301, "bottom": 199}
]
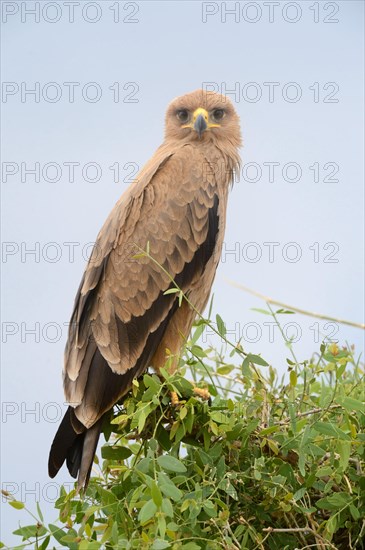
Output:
[{"left": 1, "top": 1, "right": 364, "bottom": 544}]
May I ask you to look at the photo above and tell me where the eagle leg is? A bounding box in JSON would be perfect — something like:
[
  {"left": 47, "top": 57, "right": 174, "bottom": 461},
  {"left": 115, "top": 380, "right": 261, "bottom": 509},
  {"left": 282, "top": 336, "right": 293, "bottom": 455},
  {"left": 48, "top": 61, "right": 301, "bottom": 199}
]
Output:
[
  {"left": 192, "top": 387, "right": 210, "bottom": 401},
  {"left": 170, "top": 386, "right": 210, "bottom": 406}
]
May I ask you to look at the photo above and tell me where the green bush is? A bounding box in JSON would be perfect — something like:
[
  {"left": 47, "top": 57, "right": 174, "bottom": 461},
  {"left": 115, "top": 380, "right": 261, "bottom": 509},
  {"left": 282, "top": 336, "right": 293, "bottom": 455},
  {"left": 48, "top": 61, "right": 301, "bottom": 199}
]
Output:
[{"left": 2, "top": 311, "right": 365, "bottom": 550}]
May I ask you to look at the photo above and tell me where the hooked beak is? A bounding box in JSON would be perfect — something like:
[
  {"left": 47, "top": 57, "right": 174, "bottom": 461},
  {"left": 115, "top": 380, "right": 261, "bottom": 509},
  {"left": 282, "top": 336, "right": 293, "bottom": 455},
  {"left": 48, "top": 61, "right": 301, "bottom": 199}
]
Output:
[
  {"left": 181, "top": 107, "right": 209, "bottom": 139},
  {"left": 194, "top": 113, "right": 207, "bottom": 139}
]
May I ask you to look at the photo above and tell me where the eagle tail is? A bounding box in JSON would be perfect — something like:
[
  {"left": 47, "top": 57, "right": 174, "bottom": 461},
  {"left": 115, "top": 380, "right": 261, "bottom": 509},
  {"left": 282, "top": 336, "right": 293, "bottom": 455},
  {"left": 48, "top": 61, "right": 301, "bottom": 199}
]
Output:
[{"left": 48, "top": 407, "right": 102, "bottom": 491}]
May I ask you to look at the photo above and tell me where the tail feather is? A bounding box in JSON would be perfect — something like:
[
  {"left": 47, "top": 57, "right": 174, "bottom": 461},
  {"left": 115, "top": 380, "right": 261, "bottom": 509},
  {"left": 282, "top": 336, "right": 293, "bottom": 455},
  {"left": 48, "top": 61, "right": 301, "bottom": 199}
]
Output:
[
  {"left": 77, "top": 417, "right": 103, "bottom": 490},
  {"left": 48, "top": 406, "right": 102, "bottom": 490},
  {"left": 66, "top": 433, "right": 85, "bottom": 479},
  {"left": 48, "top": 407, "right": 82, "bottom": 478}
]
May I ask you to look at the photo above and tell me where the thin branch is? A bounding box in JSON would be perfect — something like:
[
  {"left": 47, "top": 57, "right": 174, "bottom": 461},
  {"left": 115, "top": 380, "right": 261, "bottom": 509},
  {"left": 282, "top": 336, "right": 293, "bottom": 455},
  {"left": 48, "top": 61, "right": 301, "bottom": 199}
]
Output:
[
  {"left": 225, "top": 279, "right": 365, "bottom": 330},
  {"left": 353, "top": 519, "right": 365, "bottom": 549},
  {"left": 277, "top": 404, "right": 342, "bottom": 425},
  {"left": 262, "top": 527, "right": 338, "bottom": 549},
  {"left": 267, "top": 302, "right": 299, "bottom": 364}
]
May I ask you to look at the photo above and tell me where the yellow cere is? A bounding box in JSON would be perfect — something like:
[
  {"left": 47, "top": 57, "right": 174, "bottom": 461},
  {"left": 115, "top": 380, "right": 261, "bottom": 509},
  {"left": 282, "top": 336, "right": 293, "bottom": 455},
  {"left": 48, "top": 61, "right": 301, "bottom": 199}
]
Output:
[
  {"left": 192, "top": 107, "right": 209, "bottom": 121},
  {"left": 182, "top": 107, "right": 221, "bottom": 129}
]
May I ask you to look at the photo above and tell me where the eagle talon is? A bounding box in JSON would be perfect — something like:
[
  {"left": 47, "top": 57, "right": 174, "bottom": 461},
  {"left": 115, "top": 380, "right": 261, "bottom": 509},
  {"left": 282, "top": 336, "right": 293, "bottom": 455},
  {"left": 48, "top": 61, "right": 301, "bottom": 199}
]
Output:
[
  {"left": 193, "top": 387, "right": 211, "bottom": 401},
  {"left": 170, "top": 387, "right": 210, "bottom": 405},
  {"left": 170, "top": 390, "right": 180, "bottom": 407}
]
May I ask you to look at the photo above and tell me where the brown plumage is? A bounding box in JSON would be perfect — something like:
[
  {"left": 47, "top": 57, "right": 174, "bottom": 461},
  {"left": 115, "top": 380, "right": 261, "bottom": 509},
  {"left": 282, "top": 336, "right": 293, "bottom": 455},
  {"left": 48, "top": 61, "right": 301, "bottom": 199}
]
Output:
[{"left": 48, "top": 89, "right": 242, "bottom": 489}]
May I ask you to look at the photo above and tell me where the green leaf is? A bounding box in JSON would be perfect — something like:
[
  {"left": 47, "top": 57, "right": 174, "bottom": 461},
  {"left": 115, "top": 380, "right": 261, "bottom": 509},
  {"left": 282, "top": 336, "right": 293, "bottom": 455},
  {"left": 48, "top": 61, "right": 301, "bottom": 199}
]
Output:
[
  {"left": 251, "top": 308, "right": 271, "bottom": 315},
  {"left": 9, "top": 500, "right": 25, "bottom": 510},
  {"left": 308, "top": 443, "right": 326, "bottom": 457},
  {"left": 336, "top": 362, "right": 347, "bottom": 379},
  {"left": 315, "top": 466, "right": 333, "bottom": 478},
  {"left": 298, "top": 451, "right": 306, "bottom": 477},
  {"left": 350, "top": 504, "right": 360, "bottom": 520},
  {"left": 259, "top": 425, "right": 279, "bottom": 436},
  {"left": 326, "top": 514, "right": 338, "bottom": 535},
  {"left": 48, "top": 524, "right": 68, "bottom": 546},
  {"left": 151, "top": 481, "right": 163, "bottom": 507},
  {"left": 190, "top": 345, "right": 206, "bottom": 358},
  {"left": 241, "top": 356, "right": 251, "bottom": 376},
  {"left": 138, "top": 409, "right": 147, "bottom": 433},
  {"left": 217, "top": 364, "right": 235, "bottom": 375},
  {"left": 159, "top": 482, "right": 183, "bottom": 502},
  {"left": 101, "top": 446, "right": 132, "bottom": 460},
  {"left": 216, "top": 314, "right": 226, "bottom": 337},
  {"left": 337, "top": 440, "right": 351, "bottom": 471},
  {"left": 218, "top": 479, "right": 238, "bottom": 500},
  {"left": 60, "top": 534, "right": 78, "bottom": 543},
  {"left": 341, "top": 397, "right": 364, "bottom": 412},
  {"left": 13, "top": 525, "right": 45, "bottom": 538},
  {"left": 157, "top": 455, "right": 187, "bottom": 473},
  {"left": 203, "top": 501, "right": 217, "bottom": 517},
  {"left": 246, "top": 353, "right": 269, "bottom": 367},
  {"left": 314, "top": 422, "right": 351, "bottom": 440},
  {"left": 316, "top": 492, "right": 352, "bottom": 510},
  {"left": 161, "top": 498, "right": 174, "bottom": 518},
  {"left": 190, "top": 322, "right": 206, "bottom": 344},
  {"left": 82, "top": 505, "right": 100, "bottom": 521},
  {"left": 110, "top": 413, "right": 129, "bottom": 425},
  {"left": 289, "top": 370, "right": 297, "bottom": 387},
  {"left": 151, "top": 540, "right": 170, "bottom": 550},
  {"left": 39, "top": 536, "right": 50, "bottom": 550},
  {"left": 163, "top": 287, "right": 180, "bottom": 295},
  {"left": 210, "top": 411, "right": 230, "bottom": 424},
  {"left": 293, "top": 487, "right": 307, "bottom": 501},
  {"left": 138, "top": 499, "right": 157, "bottom": 524},
  {"left": 97, "top": 487, "right": 117, "bottom": 505},
  {"left": 35, "top": 501, "right": 44, "bottom": 522}
]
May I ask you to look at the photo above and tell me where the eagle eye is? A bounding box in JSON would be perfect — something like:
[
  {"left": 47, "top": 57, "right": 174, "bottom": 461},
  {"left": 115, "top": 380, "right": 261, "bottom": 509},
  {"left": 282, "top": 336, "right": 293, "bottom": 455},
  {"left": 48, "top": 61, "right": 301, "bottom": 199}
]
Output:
[
  {"left": 176, "top": 109, "right": 189, "bottom": 123},
  {"left": 212, "top": 109, "right": 225, "bottom": 122}
]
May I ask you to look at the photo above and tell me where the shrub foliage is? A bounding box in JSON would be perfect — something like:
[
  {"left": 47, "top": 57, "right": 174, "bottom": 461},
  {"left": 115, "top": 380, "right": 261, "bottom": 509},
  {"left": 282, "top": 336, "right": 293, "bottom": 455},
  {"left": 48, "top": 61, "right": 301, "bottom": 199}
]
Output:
[{"left": 3, "top": 310, "right": 365, "bottom": 550}]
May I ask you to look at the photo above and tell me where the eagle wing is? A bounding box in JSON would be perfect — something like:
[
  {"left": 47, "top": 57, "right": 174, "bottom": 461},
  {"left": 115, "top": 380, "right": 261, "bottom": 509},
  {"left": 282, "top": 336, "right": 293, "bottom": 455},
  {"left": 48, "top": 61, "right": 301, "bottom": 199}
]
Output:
[{"left": 63, "top": 144, "right": 220, "bottom": 429}]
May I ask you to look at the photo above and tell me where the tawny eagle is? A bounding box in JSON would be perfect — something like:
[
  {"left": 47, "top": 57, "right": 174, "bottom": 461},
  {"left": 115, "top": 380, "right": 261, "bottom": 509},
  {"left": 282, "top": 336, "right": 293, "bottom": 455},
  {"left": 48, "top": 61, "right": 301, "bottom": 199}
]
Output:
[{"left": 48, "top": 89, "right": 242, "bottom": 489}]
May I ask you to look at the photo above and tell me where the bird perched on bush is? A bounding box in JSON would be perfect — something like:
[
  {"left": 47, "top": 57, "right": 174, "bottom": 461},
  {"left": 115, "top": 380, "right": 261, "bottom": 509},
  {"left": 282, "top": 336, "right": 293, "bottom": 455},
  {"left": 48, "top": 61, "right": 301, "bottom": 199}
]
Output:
[{"left": 48, "top": 89, "right": 242, "bottom": 490}]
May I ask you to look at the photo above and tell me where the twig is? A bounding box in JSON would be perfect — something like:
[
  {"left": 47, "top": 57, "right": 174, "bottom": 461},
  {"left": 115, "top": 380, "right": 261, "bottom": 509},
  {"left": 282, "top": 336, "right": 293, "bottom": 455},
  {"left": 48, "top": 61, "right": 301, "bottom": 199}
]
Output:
[
  {"left": 267, "top": 302, "right": 299, "bottom": 364},
  {"left": 262, "top": 527, "right": 338, "bottom": 549},
  {"left": 224, "top": 520, "right": 241, "bottom": 550},
  {"left": 277, "top": 404, "right": 342, "bottom": 425},
  {"left": 286, "top": 512, "right": 308, "bottom": 546},
  {"left": 225, "top": 279, "right": 365, "bottom": 330},
  {"left": 260, "top": 389, "right": 269, "bottom": 429},
  {"left": 353, "top": 519, "right": 365, "bottom": 549},
  {"left": 308, "top": 516, "right": 327, "bottom": 550},
  {"left": 238, "top": 517, "right": 265, "bottom": 550}
]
